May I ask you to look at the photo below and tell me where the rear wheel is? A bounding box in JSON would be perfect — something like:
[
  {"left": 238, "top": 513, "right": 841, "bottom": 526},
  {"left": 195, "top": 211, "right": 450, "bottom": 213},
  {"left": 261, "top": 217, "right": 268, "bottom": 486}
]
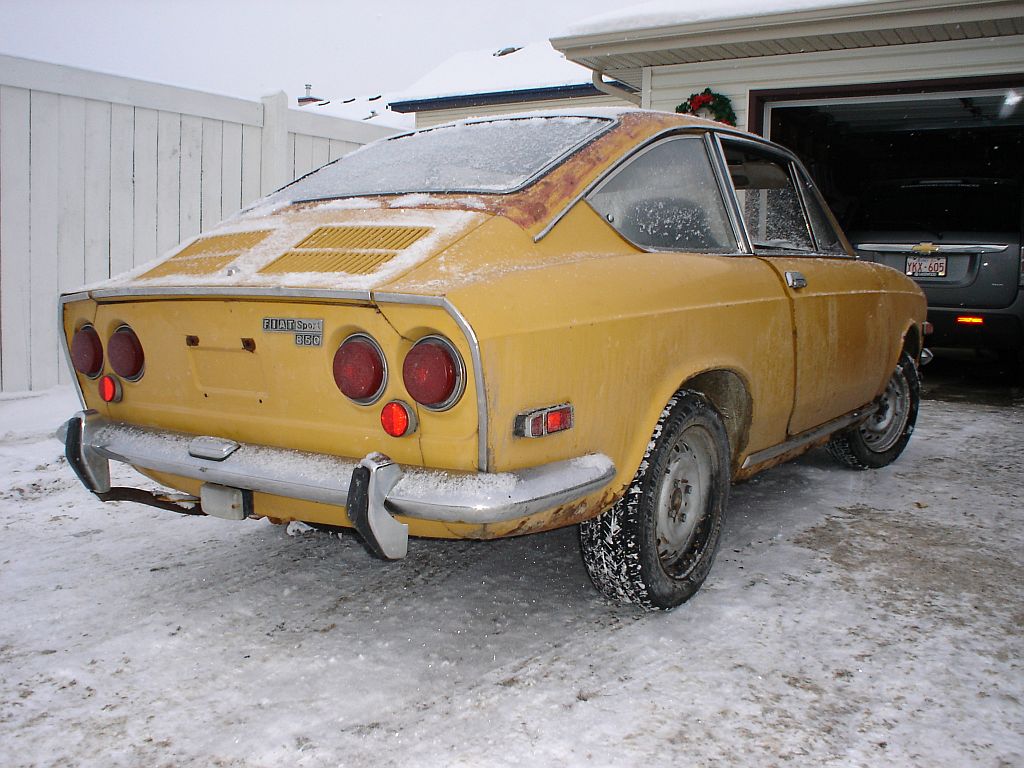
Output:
[
  {"left": 827, "top": 351, "right": 920, "bottom": 470},
  {"left": 579, "top": 392, "right": 730, "bottom": 611}
]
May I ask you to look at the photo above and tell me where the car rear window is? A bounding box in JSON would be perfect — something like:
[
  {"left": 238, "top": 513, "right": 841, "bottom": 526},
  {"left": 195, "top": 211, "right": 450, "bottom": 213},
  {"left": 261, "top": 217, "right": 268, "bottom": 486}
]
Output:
[
  {"left": 851, "top": 180, "right": 1021, "bottom": 232},
  {"left": 271, "top": 116, "right": 613, "bottom": 203}
]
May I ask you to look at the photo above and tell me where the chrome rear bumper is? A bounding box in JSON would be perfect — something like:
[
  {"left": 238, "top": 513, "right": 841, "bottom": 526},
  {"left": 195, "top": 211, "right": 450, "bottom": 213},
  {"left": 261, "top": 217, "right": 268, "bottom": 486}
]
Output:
[{"left": 59, "top": 411, "right": 616, "bottom": 558}]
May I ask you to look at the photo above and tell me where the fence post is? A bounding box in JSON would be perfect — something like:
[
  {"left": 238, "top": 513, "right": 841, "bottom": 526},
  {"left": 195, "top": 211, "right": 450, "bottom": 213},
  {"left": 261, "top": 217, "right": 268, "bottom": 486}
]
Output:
[{"left": 260, "top": 91, "right": 288, "bottom": 196}]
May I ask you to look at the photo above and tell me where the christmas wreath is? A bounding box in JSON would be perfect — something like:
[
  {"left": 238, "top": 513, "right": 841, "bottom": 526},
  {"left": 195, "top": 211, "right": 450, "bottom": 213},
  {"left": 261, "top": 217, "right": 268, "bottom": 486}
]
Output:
[{"left": 676, "top": 88, "right": 737, "bottom": 126}]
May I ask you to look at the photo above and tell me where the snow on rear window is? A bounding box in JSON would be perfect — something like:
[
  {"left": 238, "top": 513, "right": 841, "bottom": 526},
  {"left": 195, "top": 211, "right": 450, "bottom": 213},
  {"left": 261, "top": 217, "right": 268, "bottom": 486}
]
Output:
[{"left": 271, "top": 116, "right": 612, "bottom": 202}]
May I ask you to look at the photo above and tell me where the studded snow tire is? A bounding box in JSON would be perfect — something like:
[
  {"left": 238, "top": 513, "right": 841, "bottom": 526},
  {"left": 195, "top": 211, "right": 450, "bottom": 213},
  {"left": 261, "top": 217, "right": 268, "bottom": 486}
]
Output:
[{"left": 579, "top": 391, "right": 730, "bottom": 611}]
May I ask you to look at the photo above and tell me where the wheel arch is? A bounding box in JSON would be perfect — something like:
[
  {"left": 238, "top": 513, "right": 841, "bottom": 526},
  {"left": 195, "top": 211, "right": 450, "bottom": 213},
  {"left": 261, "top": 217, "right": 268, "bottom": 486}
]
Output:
[
  {"left": 679, "top": 368, "right": 753, "bottom": 471},
  {"left": 902, "top": 322, "right": 923, "bottom": 361}
]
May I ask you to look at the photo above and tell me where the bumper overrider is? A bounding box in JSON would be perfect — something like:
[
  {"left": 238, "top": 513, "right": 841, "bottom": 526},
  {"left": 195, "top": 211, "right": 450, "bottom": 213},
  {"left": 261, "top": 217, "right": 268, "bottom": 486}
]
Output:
[{"left": 58, "top": 411, "right": 616, "bottom": 559}]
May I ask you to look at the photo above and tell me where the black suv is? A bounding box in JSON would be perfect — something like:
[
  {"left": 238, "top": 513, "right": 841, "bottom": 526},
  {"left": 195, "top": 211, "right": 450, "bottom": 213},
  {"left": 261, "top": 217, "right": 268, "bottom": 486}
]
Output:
[{"left": 850, "top": 178, "right": 1023, "bottom": 359}]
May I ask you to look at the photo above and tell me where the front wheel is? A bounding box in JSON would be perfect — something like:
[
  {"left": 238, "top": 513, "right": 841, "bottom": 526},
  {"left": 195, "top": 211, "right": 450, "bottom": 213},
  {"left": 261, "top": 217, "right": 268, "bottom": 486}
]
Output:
[
  {"left": 827, "top": 351, "right": 920, "bottom": 470},
  {"left": 579, "top": 392, "right": 730, "bottom": 611}
]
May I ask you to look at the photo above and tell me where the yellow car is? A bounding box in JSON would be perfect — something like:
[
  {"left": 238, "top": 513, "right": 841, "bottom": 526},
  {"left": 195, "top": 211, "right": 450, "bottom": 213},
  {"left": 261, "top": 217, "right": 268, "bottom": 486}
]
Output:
[{"left": 59, "top": 109, "right": 927, "bottom": 610}]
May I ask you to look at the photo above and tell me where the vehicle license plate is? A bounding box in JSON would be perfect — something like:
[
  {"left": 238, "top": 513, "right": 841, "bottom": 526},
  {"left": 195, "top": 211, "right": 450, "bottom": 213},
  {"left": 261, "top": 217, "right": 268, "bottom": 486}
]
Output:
[{"left": 906, "top": 255, "right": 946, "bottom": 278}]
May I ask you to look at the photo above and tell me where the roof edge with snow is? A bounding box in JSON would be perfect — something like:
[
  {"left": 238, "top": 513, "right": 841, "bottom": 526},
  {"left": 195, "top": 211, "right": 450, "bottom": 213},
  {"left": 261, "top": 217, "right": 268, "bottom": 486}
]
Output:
[
  {"left": 552, "top": 0, "right": 1024, "bottom": 90},
  {"left": 388, "top": 80, "right": 636, "bottom": 114}
]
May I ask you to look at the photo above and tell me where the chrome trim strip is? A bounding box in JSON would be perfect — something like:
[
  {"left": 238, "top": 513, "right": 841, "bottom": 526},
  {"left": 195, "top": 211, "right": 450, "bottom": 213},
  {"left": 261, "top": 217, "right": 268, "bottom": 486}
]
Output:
[
  {"left": 373, "top": 291, "right": 489, "bottom": 471},
  {"left": 85, "top": 285, "right": 375, "bottom": 302},
  {"left": 740, "top": 403, "right": 880, "bottom": 470},
  {"left": 707, "top": 132, "right": 752, "bottom": 252},
  {"left": 855, "top": 243, "right": 1009, "bottom": 254},
  {"left": 57, "top": 294, "right": 87, "bottom": 409},
  {"left": 63, "top": 412, "right": 616, "bottom": 525}
]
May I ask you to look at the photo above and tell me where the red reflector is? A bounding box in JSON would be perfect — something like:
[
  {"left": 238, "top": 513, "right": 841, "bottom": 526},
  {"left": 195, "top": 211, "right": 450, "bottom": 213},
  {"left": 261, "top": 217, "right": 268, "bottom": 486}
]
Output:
[
  {"left": 108, "top": 326, "right": 145, "bottom": 380},
  {"left": 98, "top": 375, "right": 122, "bottom": 403},
  {"left": 956, "top": 316, "right": 984, "bottom": 325},
  {"left": 381, "top": 400, "right": 415, "bottom": 437},
  {"left": 70, "top": 325, "right": 103, "bottom": 377},
  {"left": 333, "top": 336, "right": 385, "bottom": 403},
  {"left": 545, "top": 407, "right": 573, "bottom": 434}
]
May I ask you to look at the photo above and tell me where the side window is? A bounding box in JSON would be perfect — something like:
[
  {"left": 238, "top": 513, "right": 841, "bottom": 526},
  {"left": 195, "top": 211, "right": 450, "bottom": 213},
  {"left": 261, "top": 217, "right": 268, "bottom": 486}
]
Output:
[
  {"left": 587, "top": 136, "right": 737, "bottom": 253},
  {"left": 722, "top": 140, "right": 813, "bottom": 252},
  {"left": 797, "top": 171, "right": 849, "bottom": 256}
]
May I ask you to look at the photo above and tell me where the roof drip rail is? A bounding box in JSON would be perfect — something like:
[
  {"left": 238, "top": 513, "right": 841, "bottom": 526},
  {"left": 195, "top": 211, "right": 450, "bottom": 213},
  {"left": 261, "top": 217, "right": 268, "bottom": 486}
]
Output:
[{"left": 591, "top": 70, "right": 641, "bottom": 106}]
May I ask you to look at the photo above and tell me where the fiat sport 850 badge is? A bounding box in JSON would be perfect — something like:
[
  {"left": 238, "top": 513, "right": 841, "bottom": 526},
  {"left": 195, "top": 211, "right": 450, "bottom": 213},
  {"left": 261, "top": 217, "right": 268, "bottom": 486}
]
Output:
[{"left": 262, "top": 317, "right": 323, "bottom": 347}]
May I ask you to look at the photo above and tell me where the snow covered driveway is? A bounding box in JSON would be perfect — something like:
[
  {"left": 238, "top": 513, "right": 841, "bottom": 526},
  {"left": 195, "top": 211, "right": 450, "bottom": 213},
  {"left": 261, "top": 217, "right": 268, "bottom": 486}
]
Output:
[{"left": 1, "top": 387, "right": 1021, "bottom": 767}]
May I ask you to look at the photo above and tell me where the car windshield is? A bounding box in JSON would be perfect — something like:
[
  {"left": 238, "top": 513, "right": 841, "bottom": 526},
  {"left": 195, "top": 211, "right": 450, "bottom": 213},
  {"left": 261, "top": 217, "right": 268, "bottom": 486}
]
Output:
[
  {"left": 269, "top": 116, "right": 614, "bottom": 203},
  {"left": 851, "top": 179, "right": 1021, "bottom": 232}
]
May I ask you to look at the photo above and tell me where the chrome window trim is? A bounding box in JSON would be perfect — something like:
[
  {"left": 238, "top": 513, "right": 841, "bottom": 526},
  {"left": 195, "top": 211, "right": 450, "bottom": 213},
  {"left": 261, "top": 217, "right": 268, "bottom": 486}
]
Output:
[
  {"left": 707, "top": 132, "right": 753, "bottom": 253},
  {"left": 535, "top": 125, "right": 688, "bottom": 243},
  {"left": 537, "top": 126, "right": 749, "bottom": 254},
  {"left": 583, "top": 133, "right": 742, "bottom": 255},
  {"left": 716, "top": 133, "right": 818, "bottom": 256}
]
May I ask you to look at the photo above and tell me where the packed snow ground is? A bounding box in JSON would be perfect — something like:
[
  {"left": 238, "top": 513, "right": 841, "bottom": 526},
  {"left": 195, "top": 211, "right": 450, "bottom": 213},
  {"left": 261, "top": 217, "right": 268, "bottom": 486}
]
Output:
[{"left": 1, "top": 387, "right": 1021, "bottom": 767}]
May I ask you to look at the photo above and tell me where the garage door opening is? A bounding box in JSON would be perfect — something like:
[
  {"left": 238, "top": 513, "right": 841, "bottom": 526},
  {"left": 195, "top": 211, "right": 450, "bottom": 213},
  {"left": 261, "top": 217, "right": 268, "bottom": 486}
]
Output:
[
  {"left": 766, "top": 88, "right": 1024, "bottom": 355},
  {"left": 766, "top": 89, "right": 1024, "bottom": 236}
]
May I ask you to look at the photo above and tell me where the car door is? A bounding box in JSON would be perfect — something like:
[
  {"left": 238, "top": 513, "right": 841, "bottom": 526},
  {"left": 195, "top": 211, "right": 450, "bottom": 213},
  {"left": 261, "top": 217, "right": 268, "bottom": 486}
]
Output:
[{"left": 718, "top": 136, "right": 892, "bottom": 436}]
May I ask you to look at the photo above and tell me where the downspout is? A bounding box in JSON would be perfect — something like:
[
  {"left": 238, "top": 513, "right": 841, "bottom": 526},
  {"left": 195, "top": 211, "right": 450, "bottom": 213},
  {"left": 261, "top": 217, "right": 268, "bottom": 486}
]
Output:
[{"left": 591, "top": 70, "right": 641, "bottom": 106}]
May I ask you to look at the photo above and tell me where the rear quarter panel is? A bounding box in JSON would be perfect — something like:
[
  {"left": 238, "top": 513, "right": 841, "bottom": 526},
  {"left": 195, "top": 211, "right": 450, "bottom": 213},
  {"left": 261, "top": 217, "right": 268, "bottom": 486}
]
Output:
[{"left": 391, "top": 205, "right": 796, "bottom": 522}]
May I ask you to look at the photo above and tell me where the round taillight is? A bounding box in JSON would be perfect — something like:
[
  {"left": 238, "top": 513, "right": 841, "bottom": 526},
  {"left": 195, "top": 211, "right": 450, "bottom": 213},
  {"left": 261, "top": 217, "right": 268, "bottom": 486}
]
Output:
[
  {"left": 402, "top": 336, "right": 464, "bottom": 411},
  {"left": 333, "top": 334, "right": 386, "bottom": 404},
  {"left": 108, "top": 325, "right": 145, "bottom": 380},
  {"left": 98, "top": 374, "right": 122, "bottom": 403},
  {"left": 381, "top": 400, "right": 416, "bottom": 437},
  {"left": 70, "top": 325, "right": 103, "bottom": 378}
]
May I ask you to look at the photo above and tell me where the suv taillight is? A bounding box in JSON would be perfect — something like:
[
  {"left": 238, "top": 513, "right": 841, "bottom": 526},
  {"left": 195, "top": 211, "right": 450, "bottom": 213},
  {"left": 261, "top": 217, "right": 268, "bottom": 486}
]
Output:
[
  {"left": 402, "top": 336, "right": 464, "bottom": 411},
  {"left": 70, "top": 325, "right": 103, "bottom": 378}
]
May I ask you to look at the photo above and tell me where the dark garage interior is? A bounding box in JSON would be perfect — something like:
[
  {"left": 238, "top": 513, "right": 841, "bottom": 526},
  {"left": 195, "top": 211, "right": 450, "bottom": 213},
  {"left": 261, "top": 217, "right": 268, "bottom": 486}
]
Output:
[{"left": 768, "top": 89, "right": 1024, "bottom": 237}]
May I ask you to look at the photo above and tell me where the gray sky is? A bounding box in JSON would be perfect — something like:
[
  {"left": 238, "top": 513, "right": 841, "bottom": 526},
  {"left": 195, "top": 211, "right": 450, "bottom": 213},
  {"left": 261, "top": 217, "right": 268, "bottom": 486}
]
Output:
[{"left": 0, "top": 0, "right": 629, "bottom": 102}]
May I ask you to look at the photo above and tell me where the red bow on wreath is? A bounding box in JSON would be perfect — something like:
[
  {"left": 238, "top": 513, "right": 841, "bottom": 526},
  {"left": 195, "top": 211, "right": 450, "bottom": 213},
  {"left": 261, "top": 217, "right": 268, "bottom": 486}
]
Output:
[{"left": 676, "top": 88, "right": 737, "bottom": 126}]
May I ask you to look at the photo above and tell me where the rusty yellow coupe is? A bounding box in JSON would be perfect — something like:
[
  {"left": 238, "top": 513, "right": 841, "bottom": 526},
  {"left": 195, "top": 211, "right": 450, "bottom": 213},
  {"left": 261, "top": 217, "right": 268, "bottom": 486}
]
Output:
[{"left": 59, "top": 109, "right": 926, "bottom": 610}]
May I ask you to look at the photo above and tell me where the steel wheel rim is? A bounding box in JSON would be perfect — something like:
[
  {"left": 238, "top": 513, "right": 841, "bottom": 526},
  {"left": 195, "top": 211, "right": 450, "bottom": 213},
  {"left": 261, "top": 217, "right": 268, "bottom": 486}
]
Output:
[
  {"left": 655, "top": 424, "right": 714, "bottom": 578},
  {"left": 860, "top": 366, "right": 910, "bottom": 453}
]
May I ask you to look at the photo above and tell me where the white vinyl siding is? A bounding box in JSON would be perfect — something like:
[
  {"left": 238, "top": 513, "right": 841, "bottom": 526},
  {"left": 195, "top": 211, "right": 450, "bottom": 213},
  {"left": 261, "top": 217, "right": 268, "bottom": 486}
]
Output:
[{"left": 647, "top": 36, "right": 1024, "bottom": 131}]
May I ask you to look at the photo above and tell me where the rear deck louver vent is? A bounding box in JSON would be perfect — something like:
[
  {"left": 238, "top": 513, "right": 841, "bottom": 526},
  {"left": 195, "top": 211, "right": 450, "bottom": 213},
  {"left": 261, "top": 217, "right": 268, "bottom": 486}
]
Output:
[
  {"left": 260, "top": 225, "right": 431, "bottom": 275},
  {"left": 142, "top": 231, "right": 272, "bottom": 279}
]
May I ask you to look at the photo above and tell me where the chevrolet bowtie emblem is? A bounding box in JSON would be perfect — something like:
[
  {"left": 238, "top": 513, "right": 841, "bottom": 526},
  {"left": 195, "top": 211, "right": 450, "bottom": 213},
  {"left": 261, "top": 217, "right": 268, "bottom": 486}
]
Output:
[{"left": 911, "top": 242, "right": 940, "bottom": 254}]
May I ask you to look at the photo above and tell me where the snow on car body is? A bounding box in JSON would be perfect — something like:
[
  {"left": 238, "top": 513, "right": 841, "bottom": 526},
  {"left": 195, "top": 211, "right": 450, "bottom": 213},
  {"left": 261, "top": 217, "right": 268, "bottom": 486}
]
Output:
[{"left": 59, "top": 109, "right": 927, "bottom": 609}]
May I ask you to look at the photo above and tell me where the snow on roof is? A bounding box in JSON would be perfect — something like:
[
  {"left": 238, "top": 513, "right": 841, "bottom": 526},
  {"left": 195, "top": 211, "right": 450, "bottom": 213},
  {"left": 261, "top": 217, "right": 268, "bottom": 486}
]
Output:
[
  {"left": 392, "top": 41, "right": 593, "bottom": 103},
  {"left": 562, "top": 0, "right": 885, "bottom": 37},
  {"left": 298, "top": 94, "right": 414, "bottom": 130}
]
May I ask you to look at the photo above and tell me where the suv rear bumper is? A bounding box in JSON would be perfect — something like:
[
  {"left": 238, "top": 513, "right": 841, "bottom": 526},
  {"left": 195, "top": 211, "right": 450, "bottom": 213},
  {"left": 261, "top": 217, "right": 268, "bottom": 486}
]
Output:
[
  {"left": 59, "top": 411, "right": 616, "bottom": 557},
  {"left": 927, "top": 291, "right": 1024, "bottom": 350}
]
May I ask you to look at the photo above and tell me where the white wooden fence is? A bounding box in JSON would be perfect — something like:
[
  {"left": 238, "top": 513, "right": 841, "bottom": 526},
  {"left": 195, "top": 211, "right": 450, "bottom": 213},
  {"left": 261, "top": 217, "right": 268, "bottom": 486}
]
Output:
[{"left": 0, "top": 54, "right": 396, "bottom": 392}]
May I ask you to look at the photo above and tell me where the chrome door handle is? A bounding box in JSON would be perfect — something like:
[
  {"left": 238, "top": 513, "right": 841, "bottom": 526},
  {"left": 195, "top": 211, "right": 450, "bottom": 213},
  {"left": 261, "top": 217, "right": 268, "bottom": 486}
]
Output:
[{"left": 785, "top": 271, "right": 808, "bottom": 289}]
